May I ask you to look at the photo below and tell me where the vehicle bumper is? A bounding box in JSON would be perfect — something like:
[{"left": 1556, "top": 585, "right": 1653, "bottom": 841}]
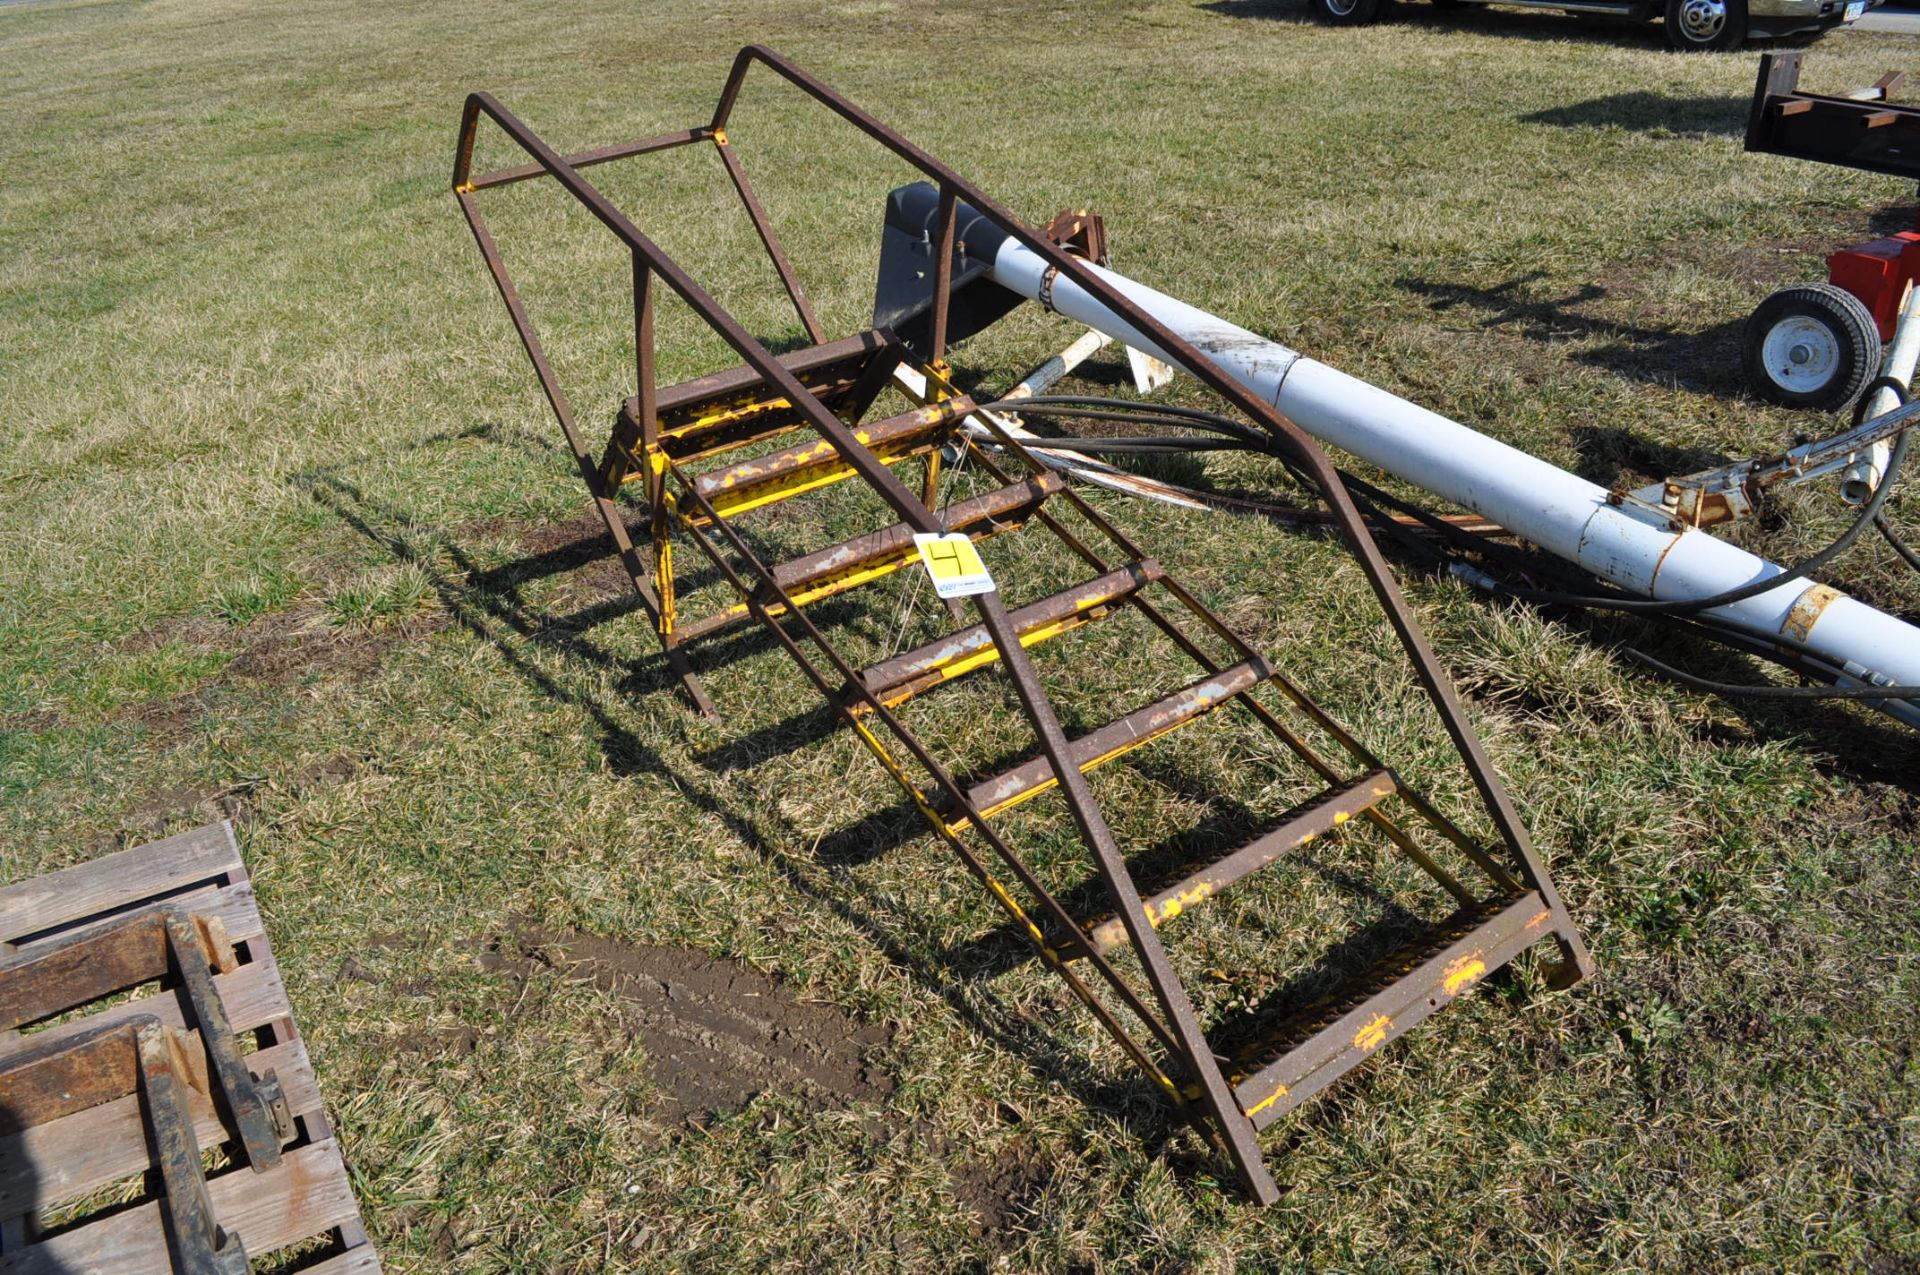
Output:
[{"left": 1748, "top": 0, "right": 1874, "bottom": 35}]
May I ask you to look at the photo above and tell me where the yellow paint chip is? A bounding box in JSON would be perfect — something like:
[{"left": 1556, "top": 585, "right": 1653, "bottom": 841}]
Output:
[
  {"left": 1148, "top": 882, "right": 1213, "bottom": 926},
  {"left": 1352, "top": 1014, "right": 1391, "bottom": 1052},
  {"left": 1442, "top": 953, "right": 1486, "bottom": 997},
  {"left": 1246, "top": 1083, "right": 1289, "bottom": 1117}
]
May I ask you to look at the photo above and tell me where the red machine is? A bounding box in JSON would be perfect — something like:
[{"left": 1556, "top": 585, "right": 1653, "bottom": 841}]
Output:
[
  {"left": 1742, "top": 54, "right": 1920, "bottom": 410},
  {"left": 1827, "top": 229, "right": 1920, "bottom": 341}
]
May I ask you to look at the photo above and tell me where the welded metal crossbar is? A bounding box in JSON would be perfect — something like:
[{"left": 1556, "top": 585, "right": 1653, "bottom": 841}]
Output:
[
  {"left": 452, "top": 46, "right": 1590, "bottom": 1205},
  {"left": 1747, "top": 52, "right": 1920, "bottom": 181},
  {"left": 3, "top": 909, "right": 296, "bottom": 1165},
  {"left": 3, "top": 1018, "right": 252, "bottom": 1274}
]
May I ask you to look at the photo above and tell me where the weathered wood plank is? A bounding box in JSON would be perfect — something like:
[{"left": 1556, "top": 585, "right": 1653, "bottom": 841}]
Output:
[
  {"left": 0, "top": 824, "right": 241, "bottom": 946},
  {"left": 298, "top": 1246, "right": 385, "bottom": 1274},
  {"left": 4, "top": 880, "right": 266, "bottom": 958},
  {"left": 0, "top": 1036, "right": 322, "bottom": 1217},
  {"left": 0, "top": 1140, "right": 359, "bottom": 1275},
  {"left": 0, "top": 825, "right": 378, "bottom": 1271},
  {"left": 0, "top": 957, "right": 290, "bottom": 1062}
]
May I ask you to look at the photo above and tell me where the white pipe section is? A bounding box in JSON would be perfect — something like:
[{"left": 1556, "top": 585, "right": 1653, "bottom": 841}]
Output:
[
  {"left": 998, "top": 328, "right": 1110, "bottom": 410},
  {"left": 988, "top": 240, "right": 1920, "bottom": 690},
  {"left": 1840, "top": 284, "right": 1920, "bottom": 506}
]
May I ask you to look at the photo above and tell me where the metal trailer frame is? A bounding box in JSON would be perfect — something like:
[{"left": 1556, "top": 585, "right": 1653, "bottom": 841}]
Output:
[
  {"left": 1747, "top": 52, "right": 1918, "bottom": 183},
  {"left": 451, "top": 45, "right": 1590, "bottom": 1205}
]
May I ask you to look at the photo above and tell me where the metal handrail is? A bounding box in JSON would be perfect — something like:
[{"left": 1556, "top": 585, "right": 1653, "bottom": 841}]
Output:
[
  {"left": 450, "top": 48, "right": 1587, "bottom": 979},
  {"left": 452, "top": 49, "right": 1595, "bottom": 1204}
]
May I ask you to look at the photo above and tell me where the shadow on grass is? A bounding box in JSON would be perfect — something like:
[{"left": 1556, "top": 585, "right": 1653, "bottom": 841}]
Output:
[
  {"left": 1504, "top": 589, "right": 1920, "bottom": 789},
  {"left": 1520, "top": 91, "right": 1747, "bottom": 137},
  {"left": 1566, "top": 422, "right": 1734, "bottom": 492},
  {"left": 1202, "top": 0, "right": 1843, "bottom": 50},
  {"left": 295, "top": 459, "right": 1200, "bottom": 1168},
  {"left": 461, "top": 514, "right": 742, "bottom": 624},
  {"left": 1632, "top": 621, "right": 1920, "bottom": 788},
  {"left": 938, "top": 758, "right": 1440, "bottom": 985},
  {"left": 1393, "top": 270, "right": 1747, "bottom": 399}
]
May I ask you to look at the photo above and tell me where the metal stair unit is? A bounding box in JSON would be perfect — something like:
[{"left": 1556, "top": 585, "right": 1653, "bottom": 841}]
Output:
[{"left": 452, "top": 44, "right": 1592, "bottom": 1205}]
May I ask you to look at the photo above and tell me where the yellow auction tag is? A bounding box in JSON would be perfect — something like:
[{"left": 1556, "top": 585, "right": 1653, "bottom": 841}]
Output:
[{"left": 912, "top": 532, "right": 997, "bottom": 598}]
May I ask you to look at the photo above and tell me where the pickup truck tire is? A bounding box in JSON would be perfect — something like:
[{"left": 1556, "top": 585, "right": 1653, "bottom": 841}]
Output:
[
  {"left": 1741, "top": 283, "right": 1882, "bottom": 410},
  {"left": 1664, "top": 0, "right": 1748, "bottom": 48},
  {"left": 1312, "top": 0, "right": 1385, "bottom": 24}
]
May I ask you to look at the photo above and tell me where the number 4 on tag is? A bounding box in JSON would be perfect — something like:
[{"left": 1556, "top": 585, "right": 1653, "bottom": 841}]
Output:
[{"left": 912, "top": 532, "right": 997, "bottom": 598}]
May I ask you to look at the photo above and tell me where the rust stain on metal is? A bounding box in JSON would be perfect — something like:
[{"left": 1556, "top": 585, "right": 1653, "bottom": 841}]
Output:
[{"left": 1783, "top": 583, "right": 1843, "bottom": 643}]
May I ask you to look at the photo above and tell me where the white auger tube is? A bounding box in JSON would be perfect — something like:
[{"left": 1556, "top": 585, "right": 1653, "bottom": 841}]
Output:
[
  {"left": 1841, "top": 285, "right": 1920, "bottom": 506},
  {"left": 984, "top": 240, "right": 1920, "bottom": 696}
]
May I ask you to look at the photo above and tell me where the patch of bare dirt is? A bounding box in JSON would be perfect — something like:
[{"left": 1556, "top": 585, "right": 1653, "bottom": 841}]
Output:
[
  {"left": 946, "top": 1137, "right": 1051, "bottom": 1245},
  {"left": 124, "top": 691, "right": 210, "bottom": 739},
  {"left": 122, "top": 612, "right": 227, "bottom": 654},
  {"left": 23, "top": 604, "right": 447, "bottom": 748},
  {"left": 224, "top": 604, "right": 437, "bottom": 683},
  {"left": 384, "top": 1025, "right": 482, "bottom": 1059},
  {"left": 116, "top": 781, "right": 254, "bottom": 844},
  {"left": 479, "top": 927, "right": 895, "bottom": 1128},
  {"left": 456, "top": 510, "right": 637, "bottom": 607},
  {"left": 0, "top": 707, "right": 62, "bottom": 734},
  {"left": 1817, "top": 780, "right": 1920, "bottom": 842}
]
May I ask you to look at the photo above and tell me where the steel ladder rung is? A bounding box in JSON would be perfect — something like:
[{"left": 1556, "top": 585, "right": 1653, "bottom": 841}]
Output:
[
  {"left": 849, "top": 559, "right": 1164, "bottom": 713},
  {"left": 1207, "top": 891, "right": 1550, "bottom": 1130},
  {"left": 1068, "top": 769, "right": 1399, "bottom": 959},
  {"left": 601, "top": 329, "right": 898, "bottom": 486},
  {"left": 683, "top": 396, "right": 970, "bottom": 526},
  {"left": 941, "top": 655, "right": 1274, "bottom": 833},
  {"left": 674, "top": 474, "right": 1063, "bottom": 642}
]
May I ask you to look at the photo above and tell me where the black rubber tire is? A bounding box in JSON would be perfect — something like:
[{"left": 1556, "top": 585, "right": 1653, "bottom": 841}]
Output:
[
  {"left": 1663, "top": 0, "right": 1747, "bottom": 48},
  {"left": 1741, "top": 283, "right": 1883, "bottom": 411},
  {"left": 1431, "top": 0, "right": 1467, "bottom": 10},
  {"left": 1312, "top": 0, "right": 1384, "bottom": 25}
]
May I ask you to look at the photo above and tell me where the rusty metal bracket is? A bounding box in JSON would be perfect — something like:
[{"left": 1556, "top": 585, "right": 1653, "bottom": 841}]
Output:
[
  {"left": 1641, "top": 392, "right": 1920, "bottom": 527},
  {"left": 1748, "top": 52, "right": 1920, "bottom": 180}
]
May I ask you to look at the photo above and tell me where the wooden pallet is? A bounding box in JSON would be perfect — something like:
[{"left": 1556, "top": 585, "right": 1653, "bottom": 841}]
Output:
[{"left": 0, "top": 822, "right": 380, "bottom": 1275}]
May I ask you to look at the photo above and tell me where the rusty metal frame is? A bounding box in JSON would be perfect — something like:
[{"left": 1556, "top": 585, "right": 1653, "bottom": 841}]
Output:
[
  {"left": 1747, "top": 52, "right": 1920, "bottom": 181},
  {"left": 0, "top": 905, "right": 303, "bottom": 1272},
  {"left": 451, "top": 48, "right": 1590, "bottom": 1205}
]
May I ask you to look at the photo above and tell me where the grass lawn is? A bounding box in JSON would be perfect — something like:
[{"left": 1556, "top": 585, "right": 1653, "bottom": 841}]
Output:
[{"left": 4, "top": 0, "right": 1919, "bottom": 1270}]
